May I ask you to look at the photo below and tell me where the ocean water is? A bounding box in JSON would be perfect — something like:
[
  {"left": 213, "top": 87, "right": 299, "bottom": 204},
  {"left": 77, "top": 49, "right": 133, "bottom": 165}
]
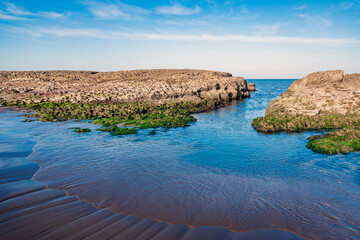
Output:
[{"left": 3, "top": 80, "right": 360, "bottom": 239}]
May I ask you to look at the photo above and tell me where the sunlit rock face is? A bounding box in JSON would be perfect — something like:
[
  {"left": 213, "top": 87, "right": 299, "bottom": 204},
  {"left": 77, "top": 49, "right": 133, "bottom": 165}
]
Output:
[
  {"left": 252, "top": 70, "right": 360, "bottom": 154},
  {"left": 0, "top": 69, "right": 252, "bottom": 103},
  {"left": 265, "top": 70, "right": 360, "bottom": 117}
]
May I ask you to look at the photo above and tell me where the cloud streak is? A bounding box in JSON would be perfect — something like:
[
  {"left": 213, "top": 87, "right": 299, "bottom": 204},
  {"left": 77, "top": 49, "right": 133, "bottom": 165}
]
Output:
[
  {"left": 253, "top": 23, "right": 287, "bottom": 35},
  {"left": 4, "top": 2, "right": 31, "bottom": 15},
  {"left": 330, "top": 2, "right": 354, "bottom": 11},
  {"left": 297, "top": 13, "right": 332, "bottom": 27},
  {"left": 0, "top": 9, "right": 26, "bottom": 20},
  {"left": 294, "top": 4, "right": 308, "bottom": 11},
  {"left": 82, "top": 0, "right": 147, "bottom": 20},
  {"left": 87, "top": 3, "right": 128, "bottom": 19},
  {"left": 0, "top": 2, "right": 66, "bottom": 20},
  {"left": 38, "top": 11, "right": 65, "bottom": 18},
  {"left": 8, "top": 26, "right": 359, "bottom": 45},
  {"left": 155, "top": 4, "right": 201, "bottom": 15}
]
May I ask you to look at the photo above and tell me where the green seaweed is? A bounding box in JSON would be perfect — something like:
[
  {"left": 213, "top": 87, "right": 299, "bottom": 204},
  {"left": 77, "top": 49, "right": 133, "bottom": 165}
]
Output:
[
  {"left": 110, "top": 128, "right": 138, "bottom": 136},
  {"left": 4, "top": 100, "right": 222, "bottom": 132},
  {"left": 73, "top": 128, "right": 91, "bottom": 133},
  {"left": 97, "top": 126, "right": 137, "bottom": 136},
  {"left": 306, "top": 128, "right": 360, "bottom": 154},
  {"left": 252, "top": 112, "right": 360, "bottom": 154}
]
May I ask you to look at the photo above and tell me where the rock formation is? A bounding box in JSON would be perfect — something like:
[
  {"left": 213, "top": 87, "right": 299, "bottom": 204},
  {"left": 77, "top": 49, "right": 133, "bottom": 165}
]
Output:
[
  {"left": 247, "top": 83, "right": 256, "bottom": 92},
  {"left": 0, "top": 69, "right": 253, "bottom": 104},
  {"left": 252, "top": 70, "right": 360, "bottom": 154},
  {"left": 265, "top": 70, "right": 360, "bottom": 117}
]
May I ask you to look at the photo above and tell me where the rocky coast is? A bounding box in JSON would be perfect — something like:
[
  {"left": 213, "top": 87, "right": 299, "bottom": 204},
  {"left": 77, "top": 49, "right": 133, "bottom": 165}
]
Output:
[
  {"left": 0, "top": 69, "right": 251, "bottom": 103},
  {"left": 0, "top": 69, "right": 254, "bottom": 132},
  {"left": 252, "top": 70, "right": 360, "bottom": 154}
]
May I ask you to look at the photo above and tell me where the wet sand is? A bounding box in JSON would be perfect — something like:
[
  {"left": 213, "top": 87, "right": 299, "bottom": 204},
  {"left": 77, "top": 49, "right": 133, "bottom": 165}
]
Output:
[{"left": 0, "top": 110, "right": 303, "bottom": 240}]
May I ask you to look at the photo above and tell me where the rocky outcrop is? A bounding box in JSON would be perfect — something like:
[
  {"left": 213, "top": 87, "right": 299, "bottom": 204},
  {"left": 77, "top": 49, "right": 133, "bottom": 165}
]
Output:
[
  {"left": 247, "top": 83, "right": 256, "bottom": 92},
  {"left": 0, "top": 69, "right": 253, "bottom": 104},
  {"left": 252, "top": 70, "right": 360, "bottom": 154},
  {"left": 265, "top": 70, "right": 360, "bottom": 117}
]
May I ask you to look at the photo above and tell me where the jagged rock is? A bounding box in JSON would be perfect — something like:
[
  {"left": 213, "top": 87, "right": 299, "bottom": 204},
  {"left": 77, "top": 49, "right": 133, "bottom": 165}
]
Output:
[{"left": 0, "top": 69, "right": 253, "bottom": 104}]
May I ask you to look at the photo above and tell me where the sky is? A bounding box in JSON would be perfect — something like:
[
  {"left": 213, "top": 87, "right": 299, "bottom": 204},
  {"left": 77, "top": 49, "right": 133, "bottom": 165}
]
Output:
[{"left": 0, "top": 0, "right": 359, "bottom": 78}]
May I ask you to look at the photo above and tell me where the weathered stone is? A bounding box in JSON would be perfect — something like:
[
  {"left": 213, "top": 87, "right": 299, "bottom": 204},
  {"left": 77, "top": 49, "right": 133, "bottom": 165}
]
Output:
[
  {"left": 265, "top": 70, "right": 360, "bottom": 117},
  {"left": 252, "top": 70, "right": 360, "bottom": 154},
  {"left": 247, "top": 83, "right": 256, "bottom": 91},
  {"left": 0, "top": 70, "right": 253, "bottom": 104}
]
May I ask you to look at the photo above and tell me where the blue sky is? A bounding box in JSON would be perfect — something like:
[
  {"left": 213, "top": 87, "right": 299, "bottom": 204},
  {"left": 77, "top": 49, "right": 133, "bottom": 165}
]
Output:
[{"left": 0, "top": 0, "right": 359, "bottom": 78}]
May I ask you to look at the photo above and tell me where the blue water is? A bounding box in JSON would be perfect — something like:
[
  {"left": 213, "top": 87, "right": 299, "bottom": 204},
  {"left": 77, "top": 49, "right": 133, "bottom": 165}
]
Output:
[{"left": 4, "top": 80, "right": 360, "bottom": 239}]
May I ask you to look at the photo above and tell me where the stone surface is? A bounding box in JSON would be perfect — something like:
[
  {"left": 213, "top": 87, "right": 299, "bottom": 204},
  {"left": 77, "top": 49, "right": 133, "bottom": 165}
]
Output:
[
  {"left": 265, "top": 70, "right": 360, "bottom": 117},
  {"left": 247, "top": 83, "right": 256, "bottom": 91},
  {"left": 252, "top": 70, "right": 360, "bottom": 154},
  {"left": 0, "top": 69, "right": 253, "bottom": 103}
]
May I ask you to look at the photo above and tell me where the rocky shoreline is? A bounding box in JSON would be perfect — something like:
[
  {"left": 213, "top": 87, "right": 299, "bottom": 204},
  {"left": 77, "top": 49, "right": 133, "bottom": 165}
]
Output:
[
  {"left": 252, "top": 70, "right": 360, "bottom": 154},
  {"left": 0, "top": 69, "right": 252, "bottom": 103},
  {"left": 0, "top": 69, "right": 255, "bottom": 133}
]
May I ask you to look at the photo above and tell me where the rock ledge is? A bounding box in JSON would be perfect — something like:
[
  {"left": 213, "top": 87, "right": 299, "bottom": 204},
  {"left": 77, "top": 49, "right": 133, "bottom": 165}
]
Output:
[{"left": 0, "top": 69, "right": 253, "bottom": 103}]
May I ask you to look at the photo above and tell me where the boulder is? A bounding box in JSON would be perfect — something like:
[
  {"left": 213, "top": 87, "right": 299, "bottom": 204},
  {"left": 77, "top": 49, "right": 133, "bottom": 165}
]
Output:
[{"left": 247, "top": 83, "right": 256, "bottom": 91}]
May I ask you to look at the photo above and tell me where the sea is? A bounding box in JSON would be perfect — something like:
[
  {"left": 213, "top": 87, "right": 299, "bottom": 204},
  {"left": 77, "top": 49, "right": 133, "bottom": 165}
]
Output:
[{"left": 1, "top": 79, "right": 359, "bottom": 239}]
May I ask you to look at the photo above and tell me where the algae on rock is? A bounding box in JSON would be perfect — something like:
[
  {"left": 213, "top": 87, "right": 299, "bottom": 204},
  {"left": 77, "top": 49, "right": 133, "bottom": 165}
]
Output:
[
  {"left": 252, "top": 70, "right": 360, "bottom": 154},
  {"left": 1, "top": 99, "right": 228, "bottom": 137}
]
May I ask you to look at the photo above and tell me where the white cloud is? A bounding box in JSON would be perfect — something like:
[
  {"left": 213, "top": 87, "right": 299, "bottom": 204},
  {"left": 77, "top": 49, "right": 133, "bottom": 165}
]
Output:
[
  {"left": 254, "top": 23, "right": 287, "bottom": 35},
  {"left": 294, "top": 4, "right": 308, "bottom": 11},
  {"left": 4, "top": 2, "right": 31, "bottom": 15},
  {"left": 155, "top": 4, "right": 201, "bottom": 15},
  {"left": 82, "top": 1, "right": 147, "bottom": 20},
  {"left": 9, "top": 26, "right": 359, "bottom": 45},
  {"left": 38, "top": 11, "right": 65, "bottom": 18},
  {"left": 330, "top": 2, "right": 354, "bottom": 11},
  {"left": 1, "top": 2, "right": 66, "bottom": 20},
  {"left": 0, "top": 9, "right": 25, "bottom": 20},
  {"left": 297, "top": 13, "right": 332, "bottom": 27},
  {"left": 86, "top": 2, "right": 128, "bottom": 19}
]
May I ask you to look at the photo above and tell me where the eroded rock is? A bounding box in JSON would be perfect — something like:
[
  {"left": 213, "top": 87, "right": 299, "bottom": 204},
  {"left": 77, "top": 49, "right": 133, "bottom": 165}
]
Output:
[
  {"left": 0, "top": 69, "right": 253, "bottom": 104},
  {"left": 252, "top": 70, "right": 360, "bottom": 154}
]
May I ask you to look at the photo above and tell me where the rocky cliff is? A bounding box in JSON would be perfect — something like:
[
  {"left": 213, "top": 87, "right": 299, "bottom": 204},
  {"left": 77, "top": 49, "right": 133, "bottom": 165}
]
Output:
[
  {"left": 0, "top": 69, "right": 253, "bottom": 104},
  {"left": 252, "top": 70, "right": 360, "bottom": 154}
]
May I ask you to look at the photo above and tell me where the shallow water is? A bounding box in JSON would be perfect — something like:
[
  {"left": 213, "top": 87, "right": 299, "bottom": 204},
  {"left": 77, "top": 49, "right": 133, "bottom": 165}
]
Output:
[{"left": 6, "top": 80, "right": 360, "bottom": 239}]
